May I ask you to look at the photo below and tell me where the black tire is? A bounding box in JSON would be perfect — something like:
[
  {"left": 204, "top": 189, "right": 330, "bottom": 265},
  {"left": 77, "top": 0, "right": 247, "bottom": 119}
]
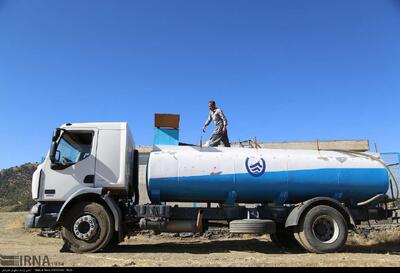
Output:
[
  {"left": 295, "top": 205, "right": 348, "bottom": 253},
  {"left": 229, "top": 219, "right": 275, "bottom": 234},
  {"left": 107, "top": 231, "right": 123, "bottom": 249},
  {"left": 61, "top": 202, "right": 114, "bottom": 253},
  {"left": 270, "top": 225, "right": 301, "bottom": 250}
]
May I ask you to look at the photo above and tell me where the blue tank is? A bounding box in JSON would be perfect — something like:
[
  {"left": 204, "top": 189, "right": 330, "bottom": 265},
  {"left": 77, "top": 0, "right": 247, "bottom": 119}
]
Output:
[{"left": 146, "top": 146, "right": 389, "bottom": 205}]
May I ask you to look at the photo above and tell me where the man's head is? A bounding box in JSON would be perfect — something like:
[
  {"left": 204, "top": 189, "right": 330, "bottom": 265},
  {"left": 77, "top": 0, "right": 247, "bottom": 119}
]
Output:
[{"left": 208, "top": 100, "right": 216, "bottom": 111}]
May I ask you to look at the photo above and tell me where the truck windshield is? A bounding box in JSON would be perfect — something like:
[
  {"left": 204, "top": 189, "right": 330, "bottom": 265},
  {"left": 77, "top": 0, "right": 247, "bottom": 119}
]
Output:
[{"left": 55, "top": 132, "right": 93, "bottom": 164}]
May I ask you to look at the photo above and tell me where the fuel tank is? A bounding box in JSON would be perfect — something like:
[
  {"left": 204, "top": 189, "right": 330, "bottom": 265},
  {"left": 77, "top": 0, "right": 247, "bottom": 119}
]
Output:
[{"left": 146, "top": 145, "right": 389, "bottom": 205}]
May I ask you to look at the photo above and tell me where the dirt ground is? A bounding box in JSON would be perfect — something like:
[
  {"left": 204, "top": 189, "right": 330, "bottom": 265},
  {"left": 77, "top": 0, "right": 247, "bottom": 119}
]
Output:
[{"left": 1, "top": 212, "right": 400, "bottom": 267}]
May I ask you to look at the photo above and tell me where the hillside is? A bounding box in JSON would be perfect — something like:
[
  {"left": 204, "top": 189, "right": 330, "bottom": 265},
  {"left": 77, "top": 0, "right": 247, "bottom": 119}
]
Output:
[{"left": 0, "top": 163, "right": 38, "bottom": 212}]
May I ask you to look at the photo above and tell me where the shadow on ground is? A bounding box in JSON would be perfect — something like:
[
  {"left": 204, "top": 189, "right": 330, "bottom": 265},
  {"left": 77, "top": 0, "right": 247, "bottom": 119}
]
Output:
[
  {"left": 104, "top": 239, "right": 400, "bottom": 255},
  {"left": 107, "top": 239, "right": 295, "bottom": 254}
]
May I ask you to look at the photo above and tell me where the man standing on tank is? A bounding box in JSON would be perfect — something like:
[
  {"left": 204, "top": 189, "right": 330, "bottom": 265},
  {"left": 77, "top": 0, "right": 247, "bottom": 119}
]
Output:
[{"left": 202, "top": 100, "right": 231, "bottom": 147}]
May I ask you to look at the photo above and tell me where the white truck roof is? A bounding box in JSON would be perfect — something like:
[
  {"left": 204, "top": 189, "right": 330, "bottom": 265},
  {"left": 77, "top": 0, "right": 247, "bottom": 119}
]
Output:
[{"left": 60, "top": 122, "right": 128, "bottom": 130}]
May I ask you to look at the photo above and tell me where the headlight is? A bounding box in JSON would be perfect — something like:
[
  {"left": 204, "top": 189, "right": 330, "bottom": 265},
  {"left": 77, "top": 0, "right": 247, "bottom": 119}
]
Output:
[{"left": 30, "top": 203, "right": 41, "bottom": 215}]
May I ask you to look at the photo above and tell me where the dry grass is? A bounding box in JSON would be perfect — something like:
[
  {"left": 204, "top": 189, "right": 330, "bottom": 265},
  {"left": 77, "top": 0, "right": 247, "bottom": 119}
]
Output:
[
  {"left": 4, "top": 212, "right": 38, "bottom": 234},
  {"left": 348, "top": 226, "right": 400, "bottom": 246},
  {"left": 0, "top": 204, "right": 20, "bottom": 212},
  {"left": 5, "top": 213, "right": 25, "bottom": 230}
]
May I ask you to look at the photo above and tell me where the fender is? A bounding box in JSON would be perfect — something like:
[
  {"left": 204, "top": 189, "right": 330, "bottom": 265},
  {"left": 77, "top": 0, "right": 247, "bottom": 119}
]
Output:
[
  {"left": 56, "top": 188, "right": 121, "bottom": 233},
  {"left": 103, "top": 192, "right": 123, "bottom": 240},
  {"left": 285, "top": 197, "right": 356, "bottom": 228}
]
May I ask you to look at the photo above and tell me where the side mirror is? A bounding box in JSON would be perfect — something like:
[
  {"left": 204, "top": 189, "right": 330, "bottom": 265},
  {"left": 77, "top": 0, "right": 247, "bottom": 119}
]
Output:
[
  {"left": 49, "top": 141, "right": 57, "bottom": 163},
  {"left": 49, "top": 128, "right": 62, "bottom": 163},
  {"left": 52, "top": 128, "right": 61, "bottom": 142}
]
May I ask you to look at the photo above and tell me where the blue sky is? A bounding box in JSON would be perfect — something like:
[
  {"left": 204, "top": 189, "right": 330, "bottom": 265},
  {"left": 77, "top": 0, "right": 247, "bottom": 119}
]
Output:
[{"left": 0, "top": 0, "right": 400, "bottom": 169}]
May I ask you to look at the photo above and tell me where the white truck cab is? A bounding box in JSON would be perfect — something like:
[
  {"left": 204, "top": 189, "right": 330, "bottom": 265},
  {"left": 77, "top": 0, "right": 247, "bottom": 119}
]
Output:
[
  {"left": 32, "top": 122, "right": 135, "bottom": 201},
  {"left": 26, "top": 122, "right": 139, "bottom": 252}
]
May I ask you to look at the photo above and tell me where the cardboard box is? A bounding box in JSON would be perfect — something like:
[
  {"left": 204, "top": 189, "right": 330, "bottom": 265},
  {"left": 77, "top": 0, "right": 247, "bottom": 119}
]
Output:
[{"left": 154, "top": 113, "right": 180, "bottom": 128}]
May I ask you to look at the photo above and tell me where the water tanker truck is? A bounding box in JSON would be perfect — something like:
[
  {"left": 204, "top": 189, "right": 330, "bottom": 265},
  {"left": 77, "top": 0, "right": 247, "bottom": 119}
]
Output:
[{"left": 25, "top": 121, "right": 399, "bottom": 253}]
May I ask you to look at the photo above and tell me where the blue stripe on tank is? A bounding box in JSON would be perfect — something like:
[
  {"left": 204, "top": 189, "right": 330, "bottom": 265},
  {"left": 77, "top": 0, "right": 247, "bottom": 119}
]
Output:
[{"left": 148, "top": 168, "right": 389, "bottom": 204}]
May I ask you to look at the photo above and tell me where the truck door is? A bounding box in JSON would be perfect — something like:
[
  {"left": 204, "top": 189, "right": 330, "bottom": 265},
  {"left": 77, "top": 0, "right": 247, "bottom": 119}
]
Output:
[{"left": 39, "top": 128, "right": 98, "bottom": 201}]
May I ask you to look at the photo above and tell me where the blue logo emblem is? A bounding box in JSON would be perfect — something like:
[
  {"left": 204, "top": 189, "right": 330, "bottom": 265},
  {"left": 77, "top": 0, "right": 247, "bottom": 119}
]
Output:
[{"left": 245, "top": 156, "right": 266, "bottom": 177}]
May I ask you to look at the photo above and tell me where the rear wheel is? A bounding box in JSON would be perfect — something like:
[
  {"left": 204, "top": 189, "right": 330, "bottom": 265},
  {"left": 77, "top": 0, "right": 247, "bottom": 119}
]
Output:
[
  {"left": 294, "top": 205, "right": 348, "bottom": 253},
  {"left": 61, "top": 202, "right": 114, "bottom": 253}
]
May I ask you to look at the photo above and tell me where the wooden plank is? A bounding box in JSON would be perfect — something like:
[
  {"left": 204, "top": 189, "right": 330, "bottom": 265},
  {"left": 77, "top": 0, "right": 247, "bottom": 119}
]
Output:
[
  {"left": 137, "top": 146, "right": 153, "bottom": 153},
  {"left": 138, "top": 140, "right": 369, "bottom": 152},
  {"left": 258, "top": 139, "right": 369, "bottom": 151}
]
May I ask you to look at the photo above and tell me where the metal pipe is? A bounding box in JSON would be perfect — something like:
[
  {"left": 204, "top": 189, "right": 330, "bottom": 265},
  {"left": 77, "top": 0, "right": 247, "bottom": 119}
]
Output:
[{"left": 196, "top": 210, "right": 204, "bottom": 233}]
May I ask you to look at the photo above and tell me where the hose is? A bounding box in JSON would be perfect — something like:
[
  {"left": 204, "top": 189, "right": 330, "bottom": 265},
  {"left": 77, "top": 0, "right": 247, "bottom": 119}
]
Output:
[
  {"left": 357, "top": 193, "right": 386, "bottom": 206},
  {"left": 332, "top": 150, "right": 400, "bottom": 201}
]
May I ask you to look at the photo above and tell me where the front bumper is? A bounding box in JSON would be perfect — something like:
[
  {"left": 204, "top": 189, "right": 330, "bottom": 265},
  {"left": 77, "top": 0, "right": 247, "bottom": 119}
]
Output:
[{"left": 25, "top": 202, "right": 62, "bottom": 229}]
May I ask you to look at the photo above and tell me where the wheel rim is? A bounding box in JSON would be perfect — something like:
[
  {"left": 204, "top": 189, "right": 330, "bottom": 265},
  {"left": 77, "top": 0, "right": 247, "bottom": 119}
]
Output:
[
  {"left": 311, "top": 215, "right": 339, "bottom": 244},
  {"left": 73, "top": 214, "right": 99, "bottom": 241}
]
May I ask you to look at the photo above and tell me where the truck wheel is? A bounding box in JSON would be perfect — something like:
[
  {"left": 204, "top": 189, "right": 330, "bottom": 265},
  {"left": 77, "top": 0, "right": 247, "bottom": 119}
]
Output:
[
  {"left": 229, "top": 219, "right": 275, "bottom": 234},
  {"left": 270, "top": 225, "right": 301, "bottom": 250},
  {"left": 61, "top": 202, "right": 114, "bottom": 253},
  {"left": 295, "top": 205, "right": 348, "bottom": 253},
  {"left": 107, "top": 232, "right": 123, "bottom": 249}
]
